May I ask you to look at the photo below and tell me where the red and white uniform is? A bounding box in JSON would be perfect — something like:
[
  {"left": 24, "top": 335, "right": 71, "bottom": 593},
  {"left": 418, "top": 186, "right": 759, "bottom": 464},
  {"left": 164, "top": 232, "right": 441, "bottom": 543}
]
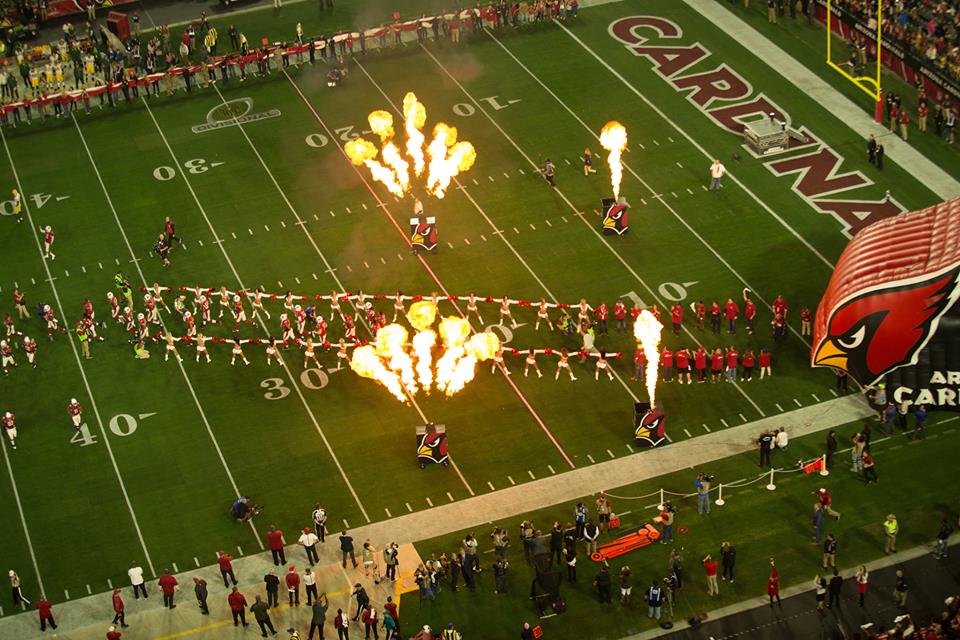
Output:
[
  {"left": 136, "top": 314, "right": 148, "bottom": 337},
  {"left": 524, "top": 350, "right": 542, "bottom": 377},
  {"left": 231, "top": 341, "right": 249, "bottom": 366},
  {"left": 184, "top": 312, "right": 197, "bottom": 337},
  {"left": 491, "top": 346, "right": 508, "bottom": 374},
  {"left": 314, "top": 317, "right": 327, "bottom": 341},
  {"left": 650, "top": 305, "right": 661, "bottom": 323},
  {"left": 392, "top": 294, "right": 405, "bottom": 321},
  {"left": 1, "top": 341, "right": 16, "bottom": 373},
  {"left": 499, "top": 298, "right": 515, "bottom": 327},
  {"left": 329, "top": 292, "right": 342, "bottom": 320},
  {"left": 200, "top": 296, "right": 213, "bottom": 325},
  {"left": 577, "top": 300, "right": 592, "bottom": 326},
  {"left": 144, "top": 296, "right": 159, "bottom": 324},
  {"left": 613, "top": 301, "right": 626, "bottom": 323},
  {"left": 233, "top": 297, "right": 247, "bottom": 324},
  {"left": 23, "top": 337, "right": 37, "bottom": 367},
  {"left": 108, "top": 293, "right": 120, "bottom": 321},
  {"left": 284, "top": 292, "right": 296, "bottom": 313},
  {"left": 630, "top": 303, "right": 642, "bottom": 321},
  {"left": 192, "top": 287, "right": 205, "bottom": 314},
  {"left": 44, "top": 306, "right": 59, "bottom": 336},
  {"left": 195, "top": 334, "right": 210, "bottom": 362},
  {"left": 536, "top": 300, "right": 552, "bottom": 330},
  {"left": 595, "top": 303, "right": 609, "bottom": 322},
  {"left": 759, "top": 351, "right": 772, "bottom": 378},
  {"left": 800, "top": 308, "right": 812, "bottom": 336},
  {"left": 280, "top": 315, "right": 295, "bottom": 342},
  {"left": 266, "top": 340, "right": 282, "bottom": 365},
  {"left": 303, "top": 339, "right": 320, "bottom": 368},
  {"left": 336, "top": 340, "right": 349, "bottom": 369},
  {"left": 164, "top": 333, "right": 181, "bottom": 362},
  {"left": 252, "top": 290, "right": 270, "bottom": 320},
  {"left": 772, "top": 295, "right": 788, "bottom": 319},
  {"left": 555, "top": 351, "right": 576, "bottom": 380},
  {"left": 82, "top": 316, "right": 99, "bottom": 341},
  {"left": 670, "top": 304, "right": 682, "bottom": 331},
  {"left": 353, "top": 292, "right": 371, "bottom": 319},
  {"left": 83, "top": 299, "right": 95, "bottom": 322},
  {"left": 2, "top": 413, "right": 16, "bottom": 447},
  {"left": 67, "top": 401, "right": 83, "bottom": 428},
  {"left": 595, "top": 354, "right": 613, "bottom": 381},
  {"left": 218, "top": 288, "right": 231, "bottom": 317},
  {"left": 4, "top": 315, "right": 15, "bottom": 338},
  {"left": 151, "top": 284, "right": 169, "bottom": 312},
  {"left": 123, "top": 307, "right": 135, "bottom": 331},
  {"left": 42, "top": 227, "right": 55, "bottom": 258},
  {"left": 295, "top": 307, "right": 307, "bottom": 335},
  {"left": 344, "top": 316, "right": 356, "bottom": 341},
  {"left": 466, "top": 294, "right": 483, "bottom": 323}
]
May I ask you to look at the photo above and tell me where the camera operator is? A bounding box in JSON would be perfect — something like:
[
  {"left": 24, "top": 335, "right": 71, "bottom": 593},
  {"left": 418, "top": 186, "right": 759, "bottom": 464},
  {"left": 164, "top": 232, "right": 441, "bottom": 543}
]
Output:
[
  {"left": 654, "top": 502, "right": 676, "bottom": 543},
  {"left": 231, "top": 496, "right": 259, "bottom": 523},
  {"left": 695, "top": 473, "right": 713, "bottom": 515}
]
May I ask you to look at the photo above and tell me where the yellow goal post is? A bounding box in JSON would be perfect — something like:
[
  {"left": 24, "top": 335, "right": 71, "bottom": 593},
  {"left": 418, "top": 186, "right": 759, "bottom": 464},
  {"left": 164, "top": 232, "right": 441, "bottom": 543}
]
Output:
[{"left": 825, "top": 0, "right": 883, "bottom": 103}]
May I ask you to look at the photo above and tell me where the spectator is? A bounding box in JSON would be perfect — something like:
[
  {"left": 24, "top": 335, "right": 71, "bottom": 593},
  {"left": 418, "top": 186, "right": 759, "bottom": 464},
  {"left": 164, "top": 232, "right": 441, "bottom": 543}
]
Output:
[
  {"left": 36, "top": 597, "right": 57, "bottom": 631},
  {"left": 228, "top": 587, "right": 248, "bottom": 627},
  {"left": 768, "top": 562, "right": 782, "bottom": 608},
  {"left": 862, "top": 450, "right": 879, "bottom": 484},
  {"left": 250, "top": 595, "right": 277, "bottom": 637},
  {"left": 267, "top": 526, "right": 286, "bottom": 566},
  {"left": 158, "top": 569, "right": 177, "bottom": 609},
  {"left": 264, "top": 568, "right": 280, "bottom": 608},
  {"left": 111, "top": 588, "right": 128, "bottom": 627},
  {"left": 619, "top": 565, "right": 632, "bottom": 605},
  {"left": 856, "top": 565, "right": 869, "bottom": 607},
  {"left": 720, "top": 542, "right": 736, "bottom": 583},
  {"left": 823, "top": 534, "right": 838, "bottom": 569},
  {"left": 308, "top": 592, "right": 329, "bottom": 640},
  {"left": 594, "top": 564, "right": 611, "bottom": 603},
  {"left": 702, "top": 555, "right": 719, "bottom": 597},
  {"left": 299, "top": 528, "right": 320, "bottom": 566},
  {"left": 334, "top": 609, "right": 350, "bottom": 640},
  {"left": 894, "top": 569, "right": 908, "bottom": 609},
  {"left": 812, "top": 502, "right": 825, "bottom": 544},
  {"left": 913, "top": 404, "right": 928, "bottom": 440},
  {"left": 340, "top": 530, "right": 358, "bottom": 568},
  {"left": 934, "top": 518, "right": 953, "bottom": 560},
  {"left": 646, "top": 579, "right": 663, "bottom": 620},
  {"left": 218, "top": 550, "right": 237, "bottom": 587},
  {"left": 815, "top": 574, "right": 827, "bottom": 611},
  {"left": 361, "top": 603, "right": 379, "bottom": 639},
  {"left": 286, "top": 566, "right": 300, "bottom": 607},
  {"left": 828, "top": 570, "right": 843, "bottom": 609}
]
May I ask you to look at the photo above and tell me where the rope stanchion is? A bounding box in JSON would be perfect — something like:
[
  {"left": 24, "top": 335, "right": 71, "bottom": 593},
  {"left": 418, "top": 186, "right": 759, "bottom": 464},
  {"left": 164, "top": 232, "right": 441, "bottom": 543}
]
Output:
[
  {"left": 714, "top": 483, "right": 725, "bottom": 506},
  {"left": 819, "top": 453, "right": 830, "bottom": 477},
  {"left": 657, "top": 488, "right": 665, "bottom": 511},
  {"left": 766, "top": 467, "right": 777, "bottom": 491}
]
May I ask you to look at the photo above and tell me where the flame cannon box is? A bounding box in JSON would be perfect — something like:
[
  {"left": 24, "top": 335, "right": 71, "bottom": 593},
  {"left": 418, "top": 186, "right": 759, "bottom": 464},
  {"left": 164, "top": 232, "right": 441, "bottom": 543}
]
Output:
[
  {"left": 634, "top": 402, "right": 666, "bottom": 447},
  {"left": 601, "top": 198, "right": 629, "bottom": 236},
  {"left": 416, "top": 423, "right": 448, "bottom": 469},
  {"left": 410, "top": 216, "right": 438, "bottom": 253},
  {"left": 743, "top": 117, "right": 789, "bottom": 156}
]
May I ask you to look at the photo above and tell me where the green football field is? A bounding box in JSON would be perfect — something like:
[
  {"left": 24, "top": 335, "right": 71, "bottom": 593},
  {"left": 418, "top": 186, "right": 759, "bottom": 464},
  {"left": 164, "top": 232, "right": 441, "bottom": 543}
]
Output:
[{"left": 0, "top": 0, "right": 948, "bottom": 618}]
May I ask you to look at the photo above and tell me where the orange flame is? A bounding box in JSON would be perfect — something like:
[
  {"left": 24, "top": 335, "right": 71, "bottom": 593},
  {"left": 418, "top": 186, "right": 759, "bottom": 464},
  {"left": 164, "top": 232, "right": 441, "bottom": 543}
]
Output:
[
  {"left": 633, "top": 309, "right": 663, "bottom": 406},
  {"left": 344, "top": 138, "right": 406, "bottom": 198},
  {"left": 403, "top": 92, "right": 427, "bottom": 177},
  {"left": 350, "top": 344, "right": 407, "bottom": 402},
  {"left": 426, "top": 124, "right": 477, "bottom": 199},
  {"left": 600, "top": 121, "right": 628, "bottom": 200},
  {"left": 368, "top": 110, "right": 395, "bottom": 141}
]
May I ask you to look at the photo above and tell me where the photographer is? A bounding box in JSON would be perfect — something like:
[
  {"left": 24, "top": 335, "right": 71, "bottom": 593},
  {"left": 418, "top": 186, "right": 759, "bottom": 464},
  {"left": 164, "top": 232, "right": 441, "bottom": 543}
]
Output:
[
  {"left": 491, "top": 527, "right": 509, "bottom": 561},
  {"left": 654, "top": 502, "right": 676, "bottom": 544},
  {"left": 695, "top": 473, "right": 712, "bottom": 515},
  {"left": 231, "top": 496, "right": 258, "bottom": 523}
]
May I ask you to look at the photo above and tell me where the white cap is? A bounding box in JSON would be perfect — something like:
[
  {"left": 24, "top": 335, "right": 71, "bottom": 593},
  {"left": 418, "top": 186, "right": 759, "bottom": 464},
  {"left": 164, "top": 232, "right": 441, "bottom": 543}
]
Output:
[
  {"left": 70, "top": 398, "right": 77, "bottom": 404},
  {"left": 4, "top": 412, "right": 11, "bottom": 418},
  {"left": 295, "top": 305, "right": 302, "bottom": 311}
]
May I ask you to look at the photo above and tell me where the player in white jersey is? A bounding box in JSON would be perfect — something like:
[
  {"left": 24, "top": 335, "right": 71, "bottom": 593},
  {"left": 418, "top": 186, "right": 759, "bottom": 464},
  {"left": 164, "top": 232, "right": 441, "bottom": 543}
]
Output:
[
  {"left": 336, "top": 339, "right": 349, "bottom": 370},
  {"left": 218, "top": 287, "right": 231, "bottom": 318},
  {"left": 164, "top": 331, "right": 182, "bottom": 362},
  {"left": 251, "top": 288, "right": 270, "bottom": 320},
  {"left": 303, "top": 337, "right": 320, "bottom": 369},
  {"left": 535, "top": 299, "right": 553, "bottom": 331},
  {"left": 499, "top": 296, "right": 517, "bottom": 328},
  {"left": 524, "top": 349, "right": 542, "bottom": 378},
  {"left": 22, "top": 336, "right": 37, "bottom": 368},
  {"left": 392, "top": 292, "right": 405, "bottom": 322},
  {"left": 151, "top": 283, "right": 171, "bottom": 313},
  {"left": 66, "top": 399, "right": 83, "bottom": 429},
  {"left": 556, "top": 348, "right": 577, "bottom": 381},
  {"left": 231, "top": 338, "right": 250, "bottom": 366},
  {"left": 466, "top": 293, "right": 483, "bottom": 324},
  {"left": 265, "top": 337, "right": 282, "bottom": 366},
  {"left": 595, "top": 350, "right": 613, "bottom": 381},
  {"left": 195, "top": 332, "right": 210, "bottom": 362},
  {"left": 41, "top": 225, "right": 55, "bottom": 259}
]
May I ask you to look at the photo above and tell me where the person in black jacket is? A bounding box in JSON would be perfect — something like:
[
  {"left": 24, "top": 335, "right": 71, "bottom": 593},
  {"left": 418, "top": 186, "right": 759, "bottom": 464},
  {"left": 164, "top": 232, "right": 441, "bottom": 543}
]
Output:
[
  {"left": 828, "top": 570, "right": 843, "bottom": 609},
  {"left": 594, "top": 565, "right": 611, "bottom": 603},
  {"left": 550, "top": 523, "right": 563, "bottom": 565},
  {"left": 193, "top": 577, "right": 209, "bottom": 614},
  {"left": 264, "top": 569, "right": 280, "bottom": 608},
  {"left": 720, "top": 542, "right": 736, "bottom": 583}
]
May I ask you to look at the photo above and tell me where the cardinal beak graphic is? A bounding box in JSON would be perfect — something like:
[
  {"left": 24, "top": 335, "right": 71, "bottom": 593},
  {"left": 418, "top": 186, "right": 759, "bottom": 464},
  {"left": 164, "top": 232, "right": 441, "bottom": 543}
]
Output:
[{"left": 813, "top": 337, "right": 848, "bottom": 371}]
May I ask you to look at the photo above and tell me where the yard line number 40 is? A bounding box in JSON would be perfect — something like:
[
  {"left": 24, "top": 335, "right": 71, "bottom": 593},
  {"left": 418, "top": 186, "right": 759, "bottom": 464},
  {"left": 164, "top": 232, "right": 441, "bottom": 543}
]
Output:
[{"left": 71, "top": 413, "right": 152, "bottom": 447}]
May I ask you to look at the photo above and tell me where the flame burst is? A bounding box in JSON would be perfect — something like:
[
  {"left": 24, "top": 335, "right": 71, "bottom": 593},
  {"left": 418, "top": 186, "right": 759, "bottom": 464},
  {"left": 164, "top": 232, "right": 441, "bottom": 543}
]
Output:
[
  {"left": 403, "top": 92, "right": 428, "bottom": 177},
  {"left": 633, "top": 309, "right": 663, "bottom": 406},
  {"left": 368, "top": 110, "right": 395, "bottom": 140},
  {"left": 344, "top": 139, "right": 406, "bottom": 198},
  {"left": 600, "top": 121, "right": 628, "bottom": 200},
  {"left": 349, "top": 302, "right": 499, "bottom": 401},
  {"left": 426, "top": 123, "right": 477, "bottom": 199}
]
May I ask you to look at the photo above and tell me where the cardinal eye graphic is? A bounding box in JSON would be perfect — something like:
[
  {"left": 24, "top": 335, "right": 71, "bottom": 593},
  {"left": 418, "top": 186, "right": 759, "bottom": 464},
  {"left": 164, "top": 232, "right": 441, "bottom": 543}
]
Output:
[{"left": 836, "top": 326, "right": 866, "bottom": 351}]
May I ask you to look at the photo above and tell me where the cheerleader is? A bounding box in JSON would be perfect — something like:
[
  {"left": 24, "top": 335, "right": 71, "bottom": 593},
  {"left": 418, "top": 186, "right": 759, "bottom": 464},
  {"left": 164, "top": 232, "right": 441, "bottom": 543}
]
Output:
[
  {"left": 491, "top": 345, "right": 509, "bottom": 375},
  {"left": 535, "top": 298, "right": 553, "bottom": 331},
  {"left": 577, "top": 299, "right": 593, "bottom": 328},
  {"left": 151, "top": 283, "right": 171, "bottom": 313},
  {"left": 524, "top": 348, "right": 542, "bottom": 378},
  {"left": 195, "top": 332, "right": 210, "bottom": 363},
  {"left": 555, "top": 348, "right": 577, "bottom": 381},
  {"left": 499, "top": 296, "right": 517, "bottom": 328},
  {"left": 392, "top": 291, "right": 405, "bottom": 322},
  {"left": 595, "top": 350, "right": 613, "bottom": 381},
  {"left": 164, "top": 331, "right": 182, "bottom": 362},
  {"left": 284, "top": 291, "right": 296, "bottom": 313},
  {"left": 266, "top": 337, "right": 282, "bottom": 366},
  {"left": 303, "top": 337, "right": 320, "bottom": 369},
  {"left": 251, "top": 288, "right": 270, "bottom": 320},
  {"left": 329, "top": 290, "right": 342, "bottom": 321},
  {"left": 218, "top": 286, "right": 231, "bottom": 318},
  {"left": 191, "top": 285, "right": 204, "bottom": 315},
  {"left": 231, "top": 338, "right": 250, "bottom": 366},
  {"left": 466, "top": 292, "right": 484, "bottom": 324}
]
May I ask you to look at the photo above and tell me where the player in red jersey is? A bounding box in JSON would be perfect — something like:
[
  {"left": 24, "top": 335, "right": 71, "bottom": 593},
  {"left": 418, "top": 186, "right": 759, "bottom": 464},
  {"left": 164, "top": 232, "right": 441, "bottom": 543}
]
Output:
[
  {"left": 294, "top": 305, "right": 306, "bottom": 336},
  {"left": 800, "top": 307, "right": 812, "bottom": 337},
  {"left": 709, "top": 301, "right": 722, "bottom": 335},
  {"left": 4, "top": 314, "right": 17, "bottom": 341},
  {"left": 629, "top": 302, "right": 642, "bottom": 322},
  {"left": 613, "top": 301, "right": 627, "bottom": 334},
  {"left": 670, "top": 304, "right": 683, "bottom": 335},
  {"left": 744, "top": 296, "right": 757, "bottom": 335},
  {"left": 107, "top": 292, "right": 121, "bottom": 323},
  {"left": 724, "top": 298, "right": 739, "bottom": 335},
  {"left": 280, "top": 314, "right": 295, "bottom": 345},
  {"left": 675, "top": 347, "right": 691, "bottom": 384},
  {"left": 2, "top": 412, "right": 17, "bottom": 449},
  {"left": 40, "top": 225, "right": 56, "bottom": 260},
  {"left": 184, "top": 311, "right": 197, "bottom": 338},
  {"left": 232, "top": 296, "right": 247, "bottom": 334},
  {"left": 660, "top": 347, "right": 673, "bottom": 383},
  {"left": 66, "top": 399, "right": 83, "bottom": 430},
  {"left": 43, "top": 305, "right": 61, "bottom": 340},
  {"left": 725, "top": 347, "right": 739, "bottom": 382},
  {"left": 343, "top": 315, "right": 356, "bottom": 342},
  {"left": 23, "top": 336, "right": 37, "bottom": 368},
  {"left": 144, "top": 294, "right": 160, "bottom": 325},
  {"left": 694, "top": 346, "right": 707, "bottom": 383},
  {"left": 199, "top": 295, "right": 214, "bottom": 326},
  {"left": 771, "top": 313, "right": 787, "bottom": 343},
  {"left": 758, "top": 348, "right": 772, "bottom": 379},
  {"left": 710, "top": 348, "right": 723, "bottom": 383}
]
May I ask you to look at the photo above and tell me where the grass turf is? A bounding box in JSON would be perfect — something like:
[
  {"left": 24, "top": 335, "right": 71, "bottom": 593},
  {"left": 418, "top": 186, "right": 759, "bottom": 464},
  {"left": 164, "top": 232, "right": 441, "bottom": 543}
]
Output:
[{"left": 0, "top": 0, "right": 950, "bottom": 622}]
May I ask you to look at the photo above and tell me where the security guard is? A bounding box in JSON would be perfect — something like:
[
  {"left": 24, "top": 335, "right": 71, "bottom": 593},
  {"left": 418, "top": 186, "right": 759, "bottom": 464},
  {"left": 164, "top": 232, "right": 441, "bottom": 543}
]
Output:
[{"left": 442, "top": 623, "right": 462, "bottom": 640}]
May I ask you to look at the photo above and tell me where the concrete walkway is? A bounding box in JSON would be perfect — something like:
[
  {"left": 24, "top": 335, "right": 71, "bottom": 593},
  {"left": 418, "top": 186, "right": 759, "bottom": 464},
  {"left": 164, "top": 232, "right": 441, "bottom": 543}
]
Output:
[
  {"left": 0, "top": 394, "right": 872, "bottom": 639},
  {"left": 691, "top": 0, "right": 960, "bottom": 200}
]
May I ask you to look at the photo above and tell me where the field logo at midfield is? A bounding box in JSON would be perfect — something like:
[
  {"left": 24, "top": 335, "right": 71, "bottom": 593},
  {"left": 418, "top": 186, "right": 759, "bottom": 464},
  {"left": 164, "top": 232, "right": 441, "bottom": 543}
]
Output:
[
  {"left": 192, "top": 98, "right": 281, "bottom": 133},
  {"left": 608, "top": 16, "right": 906, "bottom": 237}
]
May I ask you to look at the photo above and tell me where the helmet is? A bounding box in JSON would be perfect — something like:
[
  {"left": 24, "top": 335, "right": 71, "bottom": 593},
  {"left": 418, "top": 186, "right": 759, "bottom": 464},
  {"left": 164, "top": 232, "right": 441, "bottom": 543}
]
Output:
[
  {"left": 144, "top": 294, "right": 151, "bottom": 301},
  {"left": 4, "top": 412, "right": 11, "bottom": 418},
  {"left": 107, "top": 292, "right": 115, "bottom": 298},
  {"left": 70, "top": 398, "right": 77, "bottom": 404},
  {"left": 295, "top": 305, "right": 302, "bottom": 312},
  {"left": 45, "top": 225, "right": 51, "bottom": 232},
  {"left": 233, "top": 295, "right": 240, "bottom": 302},
  {"left": 0, "top": 340, "right": 5, "bottom": 347},
  {"left": 43, "top": 305, "right": 50, "bottom": 311},
  {"left": 137, "top": 313, "right": 144, "bottom": 319},
  {"left": 281, "top": 313, "right": 288, "bottom": 320}
]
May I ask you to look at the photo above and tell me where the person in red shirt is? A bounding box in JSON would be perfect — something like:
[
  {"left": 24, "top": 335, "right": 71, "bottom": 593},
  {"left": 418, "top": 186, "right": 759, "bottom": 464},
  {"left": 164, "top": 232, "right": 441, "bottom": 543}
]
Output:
[
  {"left": 768, "top": 563, "right": 781, "bottom": 607},
  {"left": 815, "top": 488, "right": 841, "bottom": 519},
  {"left": 741, "top": 350, "right": 756, "bottom": 381},
  {"left": 899, "top": 109, "right": 910, "bottom": 140},
  {"left": 800, "top": 307, "right": 812, "bottom": 337},
  {"left": 613, "top": 301, "right": 627, "bottom": 334},
  {"left": 107, "top": 624, "right": 123, "bottom": 640},
  {"left": 771, "top": 312, "right": 787, "bottom": 343},
  {"left": 158, "top": 569, "right": 178, "bottom": 609},
  {"left": 694, "top": 346, "right": 707, "bottom": 383},
  {"left": 632, "top": 347, "right": 646, "bottom": 382},
  {"left": 725, "top": 347, "right": 738, "bottom": 382},
  {"left": 286, "top": 566, "right": 301, "bottom": 606},
  {"left": 669, "top": 304, "right": 682, "bottom": 335},
  {"left": 629, "top": 302, "right": 642, "bottom": 322},
  {"left": 594, "top": 302, "right": 609, "bottom": 336},
  {"left": 918, "top": 101, "right": 928, "bottom": 132},
  {"left": 112, "top": 587, "right": 128, "bottom": 627},
  {"left": 650, "top": 305, "right": 661, "bottom": 323},
  {"left": 36, "top": 598, "right": 57, "bottom": 631},
  {"left": 218, "top": 550, "right": 237, "bottom": 587},
  {"left": 744, "top": 297, "right": 757, "bottom": 335},
  {"left": 675, "top": 347, "right": 691, "bottom": 385},
  {"left": 384, "top": 596, "right": 399, "bottom": 634},
  {"left": 709, "top": 301, "right": 722, "bottom": 334},
  {"left": 267, "top": 525, "right": 286, "bottom": 566},
  {"left": 228, "top": 586, "right": 248, "bottom": 626},
  {"left": 772, "top": 294, "right": 788, "bottom": 320},
  {"left": 702, "top": 555, "right": 719, "bottom": 596},
  {"left": 693, "top": 300, "right": 706, "bottom": 331},
  {"left": 759, "top": 348, "right": 772, "bottom": 379},
  {"left": 659, "top": 347, "right": 673, "bottom": 382},
  {"left": 724, "top": 298, "right": 739, "bottom": 335},
  {"left": 710, "top": 348, "right": 723, "bottom": 383}
]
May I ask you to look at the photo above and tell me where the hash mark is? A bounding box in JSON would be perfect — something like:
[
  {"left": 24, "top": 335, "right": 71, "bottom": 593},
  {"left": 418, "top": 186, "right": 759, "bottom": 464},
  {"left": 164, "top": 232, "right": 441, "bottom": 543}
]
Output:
[
  {"left": 671, "top": 192, "right": 678, "bottom": 198},
  {"left": 363, "top": 261, "right": 370, "bottom": 269},
  {"left": 829, "top": 389, "right": 838, "bottom": 397},
  {"left": 527, "top": 470, "right": 536, "bottom": 480},
  {"left": 561, "top": 216, "right": 569, "bottom": 223},
  {"left": 684, "top": 428, "right": 692, "bottom": 438},
  {"left": 480, "top": 234, "right": 487, "bottom": 242},
  {"left": 503, "top": 172, "right": 510, "bottom": 179},
  {"left": 703, "top": 424, "right": 711, "bottom": 432},
  {"left": 345, "top": 207, "right": 352, "bottom": 214},
  {"left": 793, "top": 398, "right": 803, "bottom": 407},
  {"left": 426, "top": 497, "right": 433, "bottom": 507},
  {"left": 775, "top": 403, "right": 784, "bottom": 412},
  {"left": 172, "top": 563, "right": 179, "bottom": 573},
  {"left": 676, "top": 162, "right": 683, "bottom": 168},
  {"left": 346, "top": 265, "right": 353, "bottom": 273},
  {"left": 64, "top": 270, "right": 70, "bottom": 277},
  {"left": 545, "top": 219, "right": 552, "bottom": 227},
  {"left": 653, "top": 139, "right": 660, "bottom": 146},
  {"left": 380, "top": 257, "right": 387, "bottom": 265},
  {"left": 396, "top": 253, "right": 404, "bottom": 261},
  {"left": 626, "top": 444, "right": 634, "bottom": 452},
  {"left": 447, "top": 242, "right": 454, "bottom": 249},
  {"left": 528, "top": 223, "right": 536, "bottom": 231},
  {"left": 295, "top": 277, "right": 301, "bottom": 284},
  {"left": 638, "top": 142, "right": 645, "bottom": 150},
  {"left": 312, "top": 273, "right": 318, "bottom": 280},
  {"left": 231, "top": 232, "right": 237, "bottom": 239},
  {"left": 488, "top": 175, "right": 495, "bottom": 182},
  {"left": 313, "top": 213, "right": 319, "bottom": 221},
  {"left": 507, "top": 475, "right": 516, "bottom": 485},
  {"left": 248, "top": 228, "right": 253, "bottom": 235},
  {"left": 238, "top": 546, "right": 244, "bottom": 555},
  {"left": 587, "top": 454, "right": 595, "bottom": 463},
  {"left": 548, "top": 464, "right": 556, "bottom": 474},
  {"left": 464, "top": 238, "right": 471, "bottom": 246},
  {"left": 811, "top": 393, "right": 821, "bottom": 402},
  {"left": 86, "top": 584, "right": 91, "bottom": 595},
  {"left": 330, "top": 211, "right": 336, "bottom": 218},
  {"left": 114, "top": 258, "right": 121, "bottom": 265},
  {"left": 280, "top": 220, "right": 287, "bottom": 228},
  {"left": 81, "top": 266, "right": 86, "bottom": 273},
  {"left": 640, "top": 198, "right": 647, "bottom": 205},
  {"left": 607, "top": 449, "right": 615, "bottom": 458},
  {"left": 194, "top": 557, "right": 200, "bottom": 567},
  {"left": 518, "top": 168, "right": 525, "bottom": 175},
  {"left": 342, "top": 519, "right": 350, "bottom": 529},
  {"left": 385, "top": 508, "right": 392, "bottom": 518},
  {"left": 64, "top": 590, "right": 70, "bottom": 600},
  {"left": 513, "top": 227, "right": 520, "bottom": 234},
  {"left": 447, "top": 492, "right": 454, "bottom": 502},
  {"left": 472, "top": 178, "right": 479, "bottom": 186},
  {"left": 361, "top": 203, "right": 368, "bottom": 211},
  {"left": 739, "top": 413, "right": 747, "bottom": 422},
  {"left": 563, "top": 158, "right": 571, "bottom": 165},
  {"left": 720, "top": 418, "right": 729, "bottom": 427},
  {"left": 686, "top": 188, "right": 694, "bottom": 195},
  {"left": 98, "top": 262, "right": 103, "bottom": 270},
  {"left": 264, "top": 225, "right": 270, "bottom": 232},
  {"left": 667, "top": 136, "right": 675, "bottom": 142},
  {"left": 487, "top": 481, "right": 496, "bottom": 491}
]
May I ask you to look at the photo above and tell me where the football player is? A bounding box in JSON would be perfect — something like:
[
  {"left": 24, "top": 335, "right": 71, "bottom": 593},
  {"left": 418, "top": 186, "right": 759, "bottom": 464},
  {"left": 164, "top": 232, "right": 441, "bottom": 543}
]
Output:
[
  {"left": 107, "top": 292, "right": 121, "bottom": 323},
  {"left": 22, "top": 336, "right": 37, "bottom": 368},
  {"left": 199, "top": 295, "right": 214, "bottom": 326},
  {"left": 144, "top": 294, "right": 160, "bottom": 325},
  {"left": 66, "top": 398, "right": 83, "bottom": 430},
  {"left": 2, "top": 412, "right": 17, "bottom": 449},
  {"left": 40, "top": 225, "right": 56, "bottom": 260},
  {"left": 232, "top": 295, "right": 247, "bottom": 333},
  {"left": 4, "top": 314, "right": 17, "bottom": 340},
  {"left": 43, "top": 305, "right": 60, "bottom": 340},
  {"left": 1, "top": 340, "right": 16, "bottom": 375},
  {"left": 280, "top": 314, "right": 295, "bottom": 345}
]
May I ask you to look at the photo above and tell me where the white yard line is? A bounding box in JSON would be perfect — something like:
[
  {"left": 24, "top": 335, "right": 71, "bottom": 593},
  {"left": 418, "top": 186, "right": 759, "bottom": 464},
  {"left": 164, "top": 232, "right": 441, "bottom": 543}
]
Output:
[
  {"left": 141, "top": 97, "right": 372, "bottom": 523},
  {"left": 420, "top": 44, "right": 765, "bottom": 418},
  {"left": 0, "top": 437, "right": 44, "bottom": 598},
  {"left": 485, "top": 29, "right": 812, "bottom": 348},
  {"left": 1, "top": 130, "right": 156, "bottom": 579},
  {"left": 71, "top": 114, "right": 265, "bottom": 550},
  {"left": 210, "top": 83, "right": 476, "bottom": 499},
  {"left": 550, "top": 18, "right": 836, "bottom": 271}
]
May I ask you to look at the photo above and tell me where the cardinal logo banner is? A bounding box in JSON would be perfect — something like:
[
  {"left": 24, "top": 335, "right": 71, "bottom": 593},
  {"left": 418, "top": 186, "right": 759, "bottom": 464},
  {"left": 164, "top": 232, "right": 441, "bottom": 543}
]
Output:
[
  {"left": 634, "top": 405, "right": 666, "bottom": 447},
  {"left": 410, "top": 216, "right": 438, "bottom": 252},
  {"left": 601, "top": 198, "right": 629, "bottom": 236},
  {"left": 417, "top": 429, "right": 448, "bottom": 465},
  {"left": 812, "top": 197, "right": 960, "bottom": 410}
]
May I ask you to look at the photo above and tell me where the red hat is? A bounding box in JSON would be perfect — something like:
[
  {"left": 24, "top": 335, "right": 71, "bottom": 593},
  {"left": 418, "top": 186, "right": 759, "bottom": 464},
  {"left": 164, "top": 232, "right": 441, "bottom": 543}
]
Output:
[
  {"left": 303, "top": 527, "right": 310, "bottom": 533},
  {"left": 289, "top": 566, "right": 295, "bottom": 572}
]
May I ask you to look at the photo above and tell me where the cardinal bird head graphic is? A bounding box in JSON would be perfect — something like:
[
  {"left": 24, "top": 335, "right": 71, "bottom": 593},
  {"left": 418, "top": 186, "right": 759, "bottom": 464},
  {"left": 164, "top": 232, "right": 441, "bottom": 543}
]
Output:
[
  {"left": 635, "top": 412, "right": 665, "bottom": 445},
  {"left": 813, "top": 266, "right": 960, "bottom": 385}
]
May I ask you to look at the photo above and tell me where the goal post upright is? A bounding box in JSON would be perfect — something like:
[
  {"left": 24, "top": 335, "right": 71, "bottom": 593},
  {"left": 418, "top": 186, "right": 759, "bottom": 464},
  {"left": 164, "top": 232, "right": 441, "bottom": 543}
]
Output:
[{"left": 825, "top": 0, "right": 883, "bottom": 116}]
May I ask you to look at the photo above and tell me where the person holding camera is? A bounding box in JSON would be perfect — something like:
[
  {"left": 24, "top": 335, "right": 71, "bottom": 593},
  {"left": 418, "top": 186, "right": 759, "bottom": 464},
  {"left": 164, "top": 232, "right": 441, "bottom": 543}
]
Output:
[
  {"left": 492, "top": 527, "right": 509, "bottom": 561},
  {"left": 654, "top": 503, "right": 675, "bottom": 543},
  {"left": 695, "top": 473, "right": 712, "bottom": 515}
]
